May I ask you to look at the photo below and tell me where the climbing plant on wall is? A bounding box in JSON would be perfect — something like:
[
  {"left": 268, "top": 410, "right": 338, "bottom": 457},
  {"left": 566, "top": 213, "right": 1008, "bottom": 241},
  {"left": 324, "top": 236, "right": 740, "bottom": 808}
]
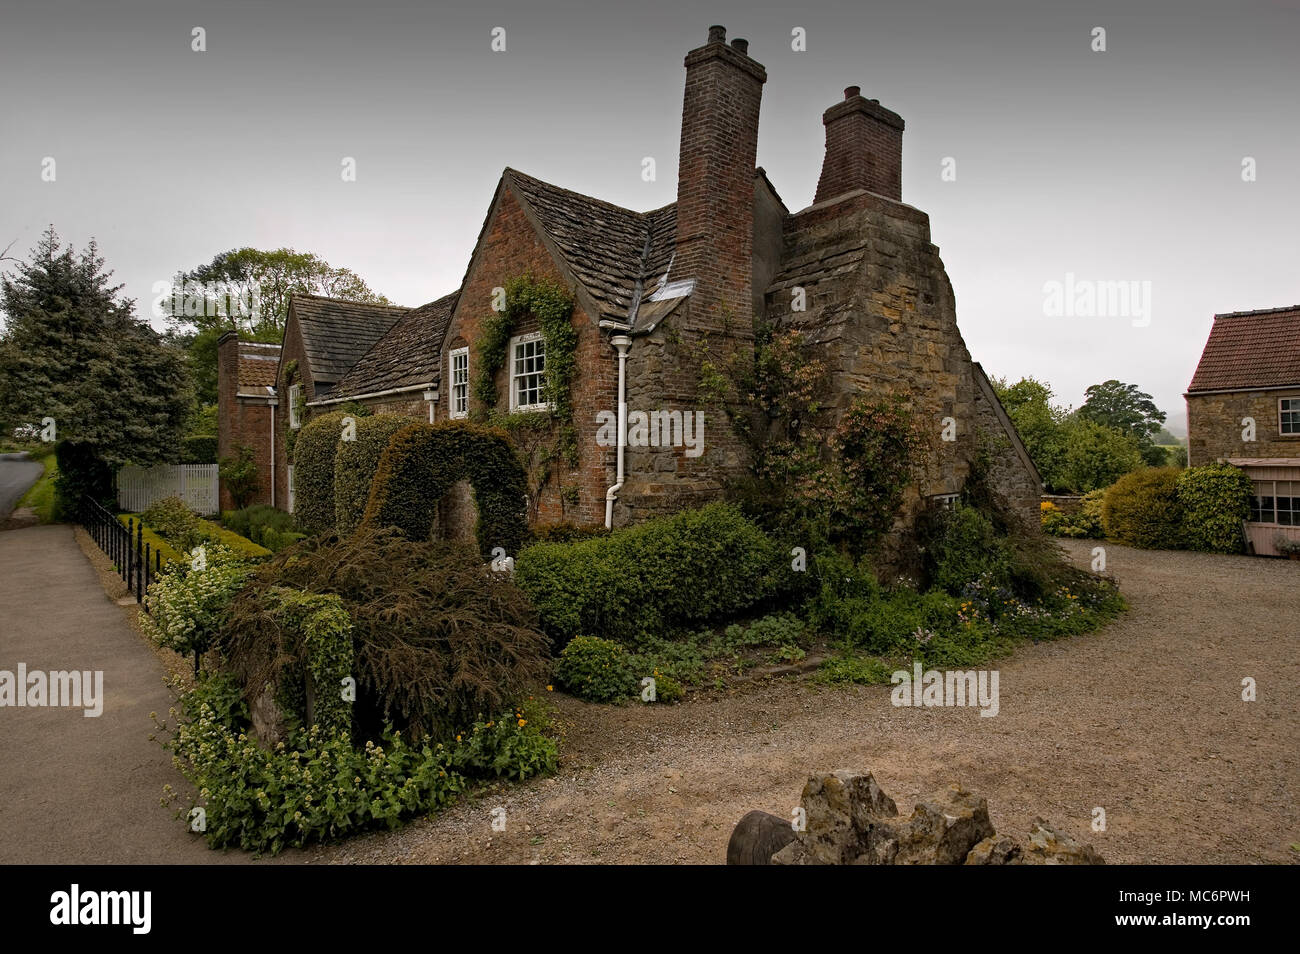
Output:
[{"left": 470, "top": 275, "right": 578, "bottom": 515}]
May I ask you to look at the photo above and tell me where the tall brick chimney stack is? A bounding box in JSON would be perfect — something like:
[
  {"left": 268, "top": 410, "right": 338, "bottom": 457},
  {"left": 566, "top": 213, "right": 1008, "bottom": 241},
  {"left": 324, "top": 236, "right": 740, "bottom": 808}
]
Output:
[
  {"left": 814, "top": 87, "right": 905, "bottom": 203},
  {"left": 674, "top": 25, "right": 766, "bottom": 329}
]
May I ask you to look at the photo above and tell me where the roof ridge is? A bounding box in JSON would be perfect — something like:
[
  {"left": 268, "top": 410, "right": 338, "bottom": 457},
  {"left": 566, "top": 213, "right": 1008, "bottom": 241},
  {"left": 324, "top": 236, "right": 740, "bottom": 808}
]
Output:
[
  {"left": 504, "top": 167, "right": 662, "bottom": 220},
  {"left": 1214, "top": 304, "right": 1300, "bottom": 320},
  {"left": 292, "top": 292, "right": 410, "bottom": 311}
]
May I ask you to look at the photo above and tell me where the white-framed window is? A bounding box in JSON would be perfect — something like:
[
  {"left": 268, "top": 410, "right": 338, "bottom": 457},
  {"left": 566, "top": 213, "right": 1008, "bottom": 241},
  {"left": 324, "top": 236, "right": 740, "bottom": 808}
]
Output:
[
  {"left": 288, "top": 383, "right": 303, "bottom": 429},
  {"left": 449, "top": 347, "right": 469, "bottom": 419},
  {"left": 287, "top": 464, "right": 296, "bottom": 514},
  {"left": 1249, "top": 479, "right": 1300, "bottom": 526},
  {"left": 509, "top": 332, "right": 549, "bottom": 412},
  {"left": 1279, "top": 398, "right": 1300, "bottom": 436}
]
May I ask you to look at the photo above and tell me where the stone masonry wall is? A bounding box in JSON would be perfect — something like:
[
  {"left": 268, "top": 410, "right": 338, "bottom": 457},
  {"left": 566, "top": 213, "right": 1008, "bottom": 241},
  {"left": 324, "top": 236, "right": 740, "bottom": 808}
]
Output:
[{"left": 1187, "top": 388, "right": 1300, "bottom": 466}]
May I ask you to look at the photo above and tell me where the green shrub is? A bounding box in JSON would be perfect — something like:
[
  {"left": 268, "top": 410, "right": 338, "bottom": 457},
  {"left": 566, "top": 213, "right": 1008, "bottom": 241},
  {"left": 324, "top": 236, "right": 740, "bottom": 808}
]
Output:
[
  {"left": 142, "top": 495, "right": 204, "bottom": 550},
  {"left": 118, "top": 514, "right": 187, "bottom": 565},
  {"left": 1176, "top": 463, "right": 1251, "bottom": 553},
  {"left": 646, "top": 669, "right": 684, "bottom": 703},
  {"left": 362, "top": 420, "right": 529, "bottom": 559},
  {"left": 221, "top": 504, "right": 295, "bottom": 545},
  {"left": 164, "top": 712, "right": 465, "bottom": 854},
  {"left": 449, "top": 699, "right": 559, "bottom": 781},
  {"left": 141, "top": 545, "right": 255, "bottom": 660},
  {"left": 554, "top": 636, "right": 638, "bottom": 702},
  {"left": 1041, "top": 491, "right": 1105, "bottom": 538},
  {"left": 223, "top": 526, "right": 548, "bottom": 741},
  {"left": 526, "top": 521, "right": 611, "bottom": 545},
  {"left": 53, "top": 441, "right": 114, "bottom": 516},
  {"left": 223, "top": 586, "right": 355, "bottom": 735},
  {"left": 218, "top": 444, "right": 259, "bottom": 510},
  {"left": 292, "top": 411, "right": 347, "bottom": 535},
  {"left": 259, "top": 527, "right": 308, "bottom": 552},
  {"left": 923, "top": 504, "right": 1012, "bottom": 595},
  {"left": 514, "top": 503, "right": 782, "bottom": 647},
  {"left": 722, "top": 613, "right": 808, "bottom": 650},
  {"left": 815, "top": 652, "right": 894, "bottom": 685},
  {"left": 181, "top": 435, "right": 218, "bottom": 464},
  {"left": 1102, "top": 467, "right": 1184, "bottom": 549},
  {"left": 333, "top": 415, "right": 422, "bottom": 536}
]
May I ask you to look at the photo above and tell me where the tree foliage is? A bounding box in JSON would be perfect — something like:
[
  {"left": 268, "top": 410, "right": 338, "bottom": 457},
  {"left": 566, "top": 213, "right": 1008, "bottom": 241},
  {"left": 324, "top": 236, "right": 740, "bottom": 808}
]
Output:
[{"left": 0, "top": 227, "right": 192, "bottom": 509}]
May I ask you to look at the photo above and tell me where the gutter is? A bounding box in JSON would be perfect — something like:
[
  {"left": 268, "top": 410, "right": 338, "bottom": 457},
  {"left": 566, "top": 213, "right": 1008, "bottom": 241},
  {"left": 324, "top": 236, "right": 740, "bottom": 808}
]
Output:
[
  {"left": 308, "top": 382, "right": 435, "bottom": 407},
  {"left": 605, "top": 335, "right": 632, "bottom": 529}
]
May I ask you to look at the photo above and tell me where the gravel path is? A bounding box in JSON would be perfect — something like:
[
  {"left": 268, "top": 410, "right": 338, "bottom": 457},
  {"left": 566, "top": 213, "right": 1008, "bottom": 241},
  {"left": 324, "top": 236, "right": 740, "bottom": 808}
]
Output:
[{"left": 329, "top": 540, "right": 1299, "bottom": 865}]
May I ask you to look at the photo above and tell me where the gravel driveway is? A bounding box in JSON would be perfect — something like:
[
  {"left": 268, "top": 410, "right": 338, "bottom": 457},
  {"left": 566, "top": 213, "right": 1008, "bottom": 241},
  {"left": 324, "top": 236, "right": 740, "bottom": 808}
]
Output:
[{"left": 327, "top": 540, "right": 1299, "bottom": 865}]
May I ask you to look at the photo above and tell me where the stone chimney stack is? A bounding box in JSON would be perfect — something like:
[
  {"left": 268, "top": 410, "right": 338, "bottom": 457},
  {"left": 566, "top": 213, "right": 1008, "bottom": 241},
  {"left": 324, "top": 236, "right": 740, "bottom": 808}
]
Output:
[
  {"left": 814, "top": 87, "right": 905, "bottom": 203},
  {"left": 674, "top": 25, "right": 766, "bottom": 329}
]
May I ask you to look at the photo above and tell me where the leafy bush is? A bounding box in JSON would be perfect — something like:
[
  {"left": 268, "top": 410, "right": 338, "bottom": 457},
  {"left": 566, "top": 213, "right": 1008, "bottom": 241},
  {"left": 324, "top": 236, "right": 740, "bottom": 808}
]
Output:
[
  {"left": 142, "top": 496, "right": 204, "bottom": 551},
  {"left": 1274, "top": 535, "right": 1300, "bottom": 557},
  {"left": 1102, "top": 467, "right": 1184, "bottom": 549},
  {"left": 221, "top": 505, "right": 303, "bottom": 551},
  {"left": 646, "top": 669, "right": 684, "bottom": 703},
  {"left": 554, "top": 636, "right": 637, "bottom": 702},
  {"left": 924, "top": 505, "right": 1011, "bottom": 595},
  {"left": 1176, "top": 463, "right": 1251, "bottom": 553},
  {"left": 527, "top": 522, "right": 610, "bottom": 545},
  {"left": 223, "top": 526, "right": 548, "bottom": 741},
  {"left": 164, "top": 711, "right": 465, "bottom": 854},
  {"left": 54, "top": 440, "right": 114, "bottom": 516},
  {"left": 292, "top": 411, "right": 347, "bottom": 535},
  {"left": 1057, "top": 418, "right": 1144, "bottom": 493},
  {"left": 181, "top": 435, "right": 218, "bottom": 464},
  {"left": 362, "top": 420, "right": 529, "bottom": 558},
  {"left": 141, "top": 546, "right": 255, "bottom": 659},
  {"left": 223, "top": 586, "right": 355, "bottom": 735},
  {"left": 334, "top": 415, "right": 422, "bottom": 536},
  {"left": 514, "top": 503, "right": 782, "bottom": 647},
  {"left": 815, "top": 652, "right": 894, "bottom": 685},
  {"left": 449, "top": 699, "right": 559, "bottom": 780},
  {"left": 1041, "top": 491, "right": 1105, "bottom": 538},
  {"left": 218, "top": 444, "right": 259, "bottom": 510},
  {"left": 722, "top": 613, "right": 808, "bottom": 649}
]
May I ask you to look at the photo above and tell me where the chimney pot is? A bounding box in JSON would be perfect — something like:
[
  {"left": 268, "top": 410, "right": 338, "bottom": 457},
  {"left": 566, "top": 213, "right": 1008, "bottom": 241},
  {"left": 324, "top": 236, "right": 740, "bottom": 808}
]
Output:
[
  {"left": 731, "top": 38, "right": 749, "bottom": 54},
  {"left": 708, "top": 25, "right": 726, "bottom": 43},
  {"left": 844, "top": 85, "right": 860, "bottom": 100}
]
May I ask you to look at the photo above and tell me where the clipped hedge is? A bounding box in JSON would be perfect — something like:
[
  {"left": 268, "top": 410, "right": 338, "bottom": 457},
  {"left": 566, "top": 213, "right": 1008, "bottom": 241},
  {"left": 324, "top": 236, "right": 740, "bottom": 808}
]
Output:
[
  {"left": 121, "top": 512, "right": 272, "bottom": 562},
  {"left": 513, "top": 503, "right": 783, "bottom": 647},
  {"left": 1176, "top": 463, "right": 1252, "bottom": 554},
  {"left": 1101, "top": 467, "right": 1184, "bottom": 549},
  {"left": 362, "top": 420, "right": 528, "bottom": 559},
  {"left": 291, "top": 411, "right": 347, "bottom": 535},
  {"left": 334, "top": 414, "right": 422, "bottom": 536}
]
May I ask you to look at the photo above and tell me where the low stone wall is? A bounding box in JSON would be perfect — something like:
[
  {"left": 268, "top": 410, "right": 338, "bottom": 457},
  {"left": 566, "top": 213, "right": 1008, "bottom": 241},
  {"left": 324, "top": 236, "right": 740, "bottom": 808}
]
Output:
[{"left": 1042, "top": 493, "right": 1084, "bottom": 515}]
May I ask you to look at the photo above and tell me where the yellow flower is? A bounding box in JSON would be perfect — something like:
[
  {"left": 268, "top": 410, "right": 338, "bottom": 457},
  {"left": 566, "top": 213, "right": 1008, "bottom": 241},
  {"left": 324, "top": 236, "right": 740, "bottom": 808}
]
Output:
[
  {"left": 456, "top": 735, "right": 462, "bottom": 742},
  {"left": 547, "top": 685, "right": 554, "bottom": 691},
  {"left": 518, "top": 719, "right": 527, "bottom": 727}
]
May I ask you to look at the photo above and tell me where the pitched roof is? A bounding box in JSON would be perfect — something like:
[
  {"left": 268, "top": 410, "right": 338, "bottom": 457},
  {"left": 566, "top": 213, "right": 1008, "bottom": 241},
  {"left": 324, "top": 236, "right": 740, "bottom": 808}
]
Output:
[
  {"left": 503, "top": 168, "right": 677, "bottom": 323},
  {"left": 331, "top": 291, "right": 459, "bottom": 398},
  {"left": 290, "top": 294, "right": 409, "bottom": 393},
  {"left": 236, "top": 341, "right": 281, "bottom": 396},
  {"left": 1187, "top": 305, "right": 1300, "bottom": 393}
]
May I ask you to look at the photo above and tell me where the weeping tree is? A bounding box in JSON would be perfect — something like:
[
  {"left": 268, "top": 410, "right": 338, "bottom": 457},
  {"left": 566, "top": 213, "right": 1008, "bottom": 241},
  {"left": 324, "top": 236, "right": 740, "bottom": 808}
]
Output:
[{"left": 0, "top": 227, "right": 192, "bottom": 515}]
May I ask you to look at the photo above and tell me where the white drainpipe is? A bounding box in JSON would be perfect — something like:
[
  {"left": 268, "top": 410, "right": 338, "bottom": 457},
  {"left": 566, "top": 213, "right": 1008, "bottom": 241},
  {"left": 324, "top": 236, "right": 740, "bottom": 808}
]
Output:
[
  {"left": 266, "top": 386, "right": 278, "bottom": 508},
  {"left": 605, "top": 335, "right": 632, "bottom": 529}
]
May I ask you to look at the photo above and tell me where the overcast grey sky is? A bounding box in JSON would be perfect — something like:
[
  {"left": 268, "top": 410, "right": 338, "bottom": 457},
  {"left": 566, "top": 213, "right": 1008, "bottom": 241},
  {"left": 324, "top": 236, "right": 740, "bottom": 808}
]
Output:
[{"left": 2, "top": 0, "right": 1297, "bottom": 429}]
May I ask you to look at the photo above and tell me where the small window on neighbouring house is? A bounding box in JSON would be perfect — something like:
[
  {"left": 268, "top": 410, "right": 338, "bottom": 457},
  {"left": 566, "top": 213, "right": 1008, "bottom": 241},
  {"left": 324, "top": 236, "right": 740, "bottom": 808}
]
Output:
[
  {"left": 510, "top": 333, "right": 548, "bottom": 412},
  {"left": 1280, "top": 398, "right": 1300, "bottom": 435},
  {"left": 449, "top": 347, "right": 469, "bottom": 419},
  {"left": 289, "top": 383, "right": 303, "bottom": 429}
]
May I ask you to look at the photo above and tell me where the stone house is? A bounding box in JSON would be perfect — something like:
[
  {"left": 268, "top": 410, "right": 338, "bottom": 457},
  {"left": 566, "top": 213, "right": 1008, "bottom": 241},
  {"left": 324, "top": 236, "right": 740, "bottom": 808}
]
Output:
[
  {"left": 1186, "top": 304, "right": 1300, "bottom": 556},
  {"left": 218, "top": 25, "right": 1041, "bottom": 544}
]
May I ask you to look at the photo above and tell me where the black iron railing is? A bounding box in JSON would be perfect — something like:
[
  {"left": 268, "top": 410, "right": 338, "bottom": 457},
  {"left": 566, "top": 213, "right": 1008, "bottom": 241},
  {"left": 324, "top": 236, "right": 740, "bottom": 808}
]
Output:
[{"left": 80, "top": 496, "right": 162, "bottom": 605}]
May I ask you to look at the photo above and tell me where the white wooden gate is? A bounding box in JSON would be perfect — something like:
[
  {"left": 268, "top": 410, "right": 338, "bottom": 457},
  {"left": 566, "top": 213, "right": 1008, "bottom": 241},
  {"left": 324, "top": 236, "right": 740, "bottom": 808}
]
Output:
[{"left": 116, "top": 464, "right": 220, "bottom": 515}]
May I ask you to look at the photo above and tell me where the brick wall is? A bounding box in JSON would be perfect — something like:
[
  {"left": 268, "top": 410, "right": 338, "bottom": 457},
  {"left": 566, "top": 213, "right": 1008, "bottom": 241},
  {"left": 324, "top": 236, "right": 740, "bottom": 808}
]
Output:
[
  {"left": 439, "top": 186, "right": 616, "bottom": 533},
  {"left": 1187, "top": 388, "right": 1300, "bottom": 465},
  {"left": 216, "top": 332, "right": 276, "bottom": 512},
  {"left": 815, "top": 88, "right": 904, "bottom": 203}
]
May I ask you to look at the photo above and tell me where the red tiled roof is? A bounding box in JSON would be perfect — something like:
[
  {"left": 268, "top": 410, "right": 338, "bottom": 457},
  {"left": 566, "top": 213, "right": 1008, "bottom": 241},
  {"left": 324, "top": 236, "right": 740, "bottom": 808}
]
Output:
[
  {"left": 236, "top": 341, "right": 281, "bottom": 394},
  {"left": 1187, "top": 305, "right": 1300, "bottom": 393}
]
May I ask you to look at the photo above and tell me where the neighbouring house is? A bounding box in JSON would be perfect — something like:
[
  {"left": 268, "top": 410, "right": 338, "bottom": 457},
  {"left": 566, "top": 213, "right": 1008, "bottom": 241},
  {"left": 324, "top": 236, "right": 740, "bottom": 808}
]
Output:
[
  {"left": 216, "top": 334, "right": 281, "bottom": 512},
  {"left": 228, "top": 25, "right": 1041, "bottom": 552},
  {"left": 1186, "top": 304, "right": 1300, "bottom": 556}
]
